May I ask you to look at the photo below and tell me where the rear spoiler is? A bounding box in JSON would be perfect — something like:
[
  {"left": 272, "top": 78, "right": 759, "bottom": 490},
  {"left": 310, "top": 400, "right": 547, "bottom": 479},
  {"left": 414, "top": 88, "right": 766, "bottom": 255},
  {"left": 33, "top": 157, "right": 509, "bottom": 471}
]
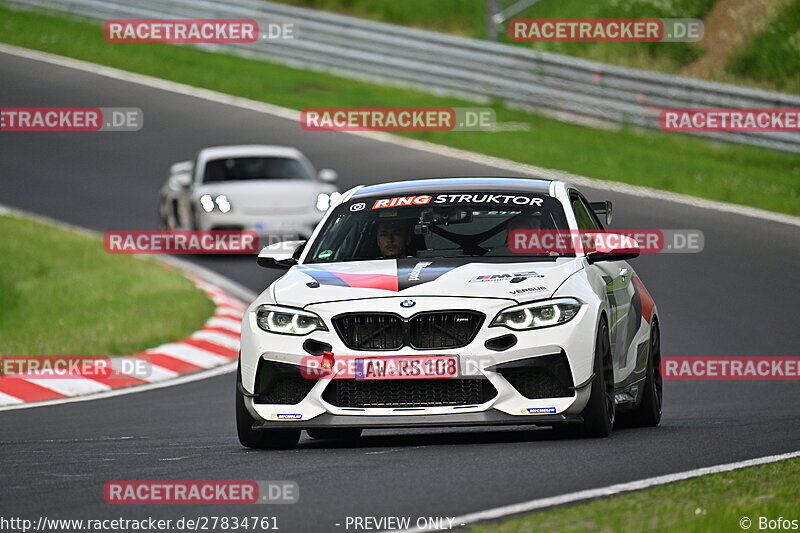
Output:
[{"left": 589, "top": 201, "right": 613, "bottom": 225}]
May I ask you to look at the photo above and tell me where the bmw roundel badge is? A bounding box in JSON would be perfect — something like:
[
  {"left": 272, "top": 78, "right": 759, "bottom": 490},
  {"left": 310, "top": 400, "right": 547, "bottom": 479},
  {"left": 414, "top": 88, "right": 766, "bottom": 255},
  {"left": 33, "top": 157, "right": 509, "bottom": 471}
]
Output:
[{"left": 400, "top": 300, "right": 416, "bottom": 308}]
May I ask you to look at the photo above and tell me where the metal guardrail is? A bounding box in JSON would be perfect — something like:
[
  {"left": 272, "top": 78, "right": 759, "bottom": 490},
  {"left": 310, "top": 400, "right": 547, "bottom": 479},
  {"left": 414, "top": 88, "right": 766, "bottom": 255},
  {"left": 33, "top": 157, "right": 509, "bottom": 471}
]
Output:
[{"left": 9, "top": 0, "right": 800, "bottom": 152}]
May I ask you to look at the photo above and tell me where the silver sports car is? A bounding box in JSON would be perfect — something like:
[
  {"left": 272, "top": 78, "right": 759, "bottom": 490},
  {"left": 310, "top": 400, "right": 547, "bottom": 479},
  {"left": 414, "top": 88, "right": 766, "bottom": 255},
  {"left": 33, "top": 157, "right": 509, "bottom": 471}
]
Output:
[{"left": 159, "top": 145, "right": 340, "bottom": 244}]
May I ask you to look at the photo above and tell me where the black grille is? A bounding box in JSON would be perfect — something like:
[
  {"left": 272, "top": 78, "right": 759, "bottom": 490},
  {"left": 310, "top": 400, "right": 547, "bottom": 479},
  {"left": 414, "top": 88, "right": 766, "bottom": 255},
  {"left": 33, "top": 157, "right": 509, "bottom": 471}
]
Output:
[
  {"left": 254, "top": 361, "right": 316, "bottom": 404},
  {"left": 495, "top": 353, "right": 574, "bottom": 399},
  {"left": 332, "top": 314, "right": 404, "bottom": 350},
  {"left": 333, "top": 311, "right": 484, "bottom": 351},
  {"left": 323, "top": 378, "right": 497, "bottom": 408},
  {"left": 409, "top": 311, "right": 483, "bottom": 349}
]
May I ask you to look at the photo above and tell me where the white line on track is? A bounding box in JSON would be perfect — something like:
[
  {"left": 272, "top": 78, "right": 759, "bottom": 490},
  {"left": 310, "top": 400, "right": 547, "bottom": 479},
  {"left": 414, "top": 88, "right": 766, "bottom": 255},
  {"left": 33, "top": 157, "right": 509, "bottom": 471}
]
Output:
[
  {"left": 146, "top": 342, "right": 231, "bottom": 368},
  {"left": 0, "top": 42, "right": 798, "bottom": 228},
  {"left": 22, "top": 377, "right": 111, "bottom": 396},
  {"left": 386, "top": 449, "right": 800, "bottom": 532},
  {"left": 138, "top": 364, "right": 179, "bottom": 382},
  {"left": 0, "top": 392, "right": 24, "bottom": 405},
  {"left": 206, "top": 317, "right": 242, "bottom": 332},
  {"left": 190, "top": 330, "right": 241, "bottom": 350}
]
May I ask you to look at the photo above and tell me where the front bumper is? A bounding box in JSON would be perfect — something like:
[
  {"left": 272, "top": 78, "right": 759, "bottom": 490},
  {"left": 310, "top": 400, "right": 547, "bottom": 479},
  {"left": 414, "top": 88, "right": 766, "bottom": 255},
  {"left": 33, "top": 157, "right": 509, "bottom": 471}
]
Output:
[
  {"left": 197, "top": 209, "right": 323, "bottom": 239},
  {"left": 252, "top": 411, "right": 582, "bottom": 429},
  {"left": 240, "top": 296, "right": 599, "bottom": 428}
]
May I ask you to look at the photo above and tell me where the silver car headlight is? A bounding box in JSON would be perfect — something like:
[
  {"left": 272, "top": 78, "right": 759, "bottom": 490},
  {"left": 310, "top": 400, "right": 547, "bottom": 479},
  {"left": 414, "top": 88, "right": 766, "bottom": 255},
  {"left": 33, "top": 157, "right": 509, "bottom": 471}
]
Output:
[
  {"left": 255, "top": 305, "right": 328, "bottom": 335},
  {"left": 490, "top": 298, "right": 582, "bottom": 330},
  {"left": 316, "top": 192, "right": 342, "bottom": 212},
  {"left": 200, "top": 194, "right": 232, "bottom": 213}
]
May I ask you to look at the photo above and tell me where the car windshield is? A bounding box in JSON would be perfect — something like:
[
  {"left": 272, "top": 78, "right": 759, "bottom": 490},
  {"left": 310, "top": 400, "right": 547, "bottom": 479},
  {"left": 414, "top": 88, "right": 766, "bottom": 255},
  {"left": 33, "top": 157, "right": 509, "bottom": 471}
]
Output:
[
  {"left": 306, "top": 192, "right": 572, "bottom": 262},
  {"left": 203, "top": 157, "right": 312, "bottom": 183}
]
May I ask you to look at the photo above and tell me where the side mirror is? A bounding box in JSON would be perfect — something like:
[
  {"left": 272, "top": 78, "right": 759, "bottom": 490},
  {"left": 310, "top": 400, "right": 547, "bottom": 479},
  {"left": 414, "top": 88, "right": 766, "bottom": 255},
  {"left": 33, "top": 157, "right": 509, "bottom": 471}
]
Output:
[
  {"left": 318, "top": 169, "right": 338, "bottom": 183},
  {"left": 587, "top": 251, "right": 639, "bottom": 264},
  {"left": 169, "top": 173, "right": 192, "bottom": 189},
  {"left": 170, "top": 160, "right": 193, "bottom": 175},
  {"left": 586, "top": 232, "right": 639, "bottom": 264},
  {"left": 257, "top": 240, "right": 306, "bottom": 269},
  {"left": 589, "top": 201, "right": 613, "bottom": 225}
]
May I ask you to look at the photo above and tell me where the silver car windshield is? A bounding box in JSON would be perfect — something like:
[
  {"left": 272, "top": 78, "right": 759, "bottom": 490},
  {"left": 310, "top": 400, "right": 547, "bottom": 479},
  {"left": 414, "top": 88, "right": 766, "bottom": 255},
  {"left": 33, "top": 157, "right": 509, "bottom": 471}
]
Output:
[{"left": 203, "top": 157, "right": 312, "bottom": 183}]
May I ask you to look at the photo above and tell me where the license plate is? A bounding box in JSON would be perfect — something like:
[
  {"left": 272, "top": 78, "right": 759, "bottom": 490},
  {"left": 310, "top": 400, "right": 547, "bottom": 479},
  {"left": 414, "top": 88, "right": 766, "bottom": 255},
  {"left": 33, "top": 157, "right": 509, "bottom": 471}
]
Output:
[{"left": 354, "top": 355, "right": 458, "bottom": 380}]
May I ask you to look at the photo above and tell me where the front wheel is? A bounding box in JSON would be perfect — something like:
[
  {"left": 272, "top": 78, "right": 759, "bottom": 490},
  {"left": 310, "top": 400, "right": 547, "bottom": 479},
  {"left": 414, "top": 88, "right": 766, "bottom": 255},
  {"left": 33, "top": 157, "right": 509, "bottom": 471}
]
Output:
[
  {"left": 158, "top": 198, "right": 171, "bottom": 230},
  {"left": 568, "top": 319, "right": 615, "bottom": 438},
  {"left": 236, "top": 363, "right": 300, "bottom": 449}
]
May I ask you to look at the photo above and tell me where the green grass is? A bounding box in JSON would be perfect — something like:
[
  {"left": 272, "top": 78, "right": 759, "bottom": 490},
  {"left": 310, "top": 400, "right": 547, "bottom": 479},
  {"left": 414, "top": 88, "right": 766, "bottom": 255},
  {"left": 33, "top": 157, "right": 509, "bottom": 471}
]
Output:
[
  {"left": 512, "top": 0, "right": 715, "bottom": 73},
  {"left": 1, "top": 5, "right": 798, "bottom": 215},
  {"left": 726, "top": 0, "right": 800, "bottom": 94},
  {"left": 276, "top": 0, "right": 713, "bottom": 74},
  {"left": 468, "top": 457, "right": 800, "bottom": 533},
  {"left": 0, "top": 213, "right": 215, "bottom": 355}
]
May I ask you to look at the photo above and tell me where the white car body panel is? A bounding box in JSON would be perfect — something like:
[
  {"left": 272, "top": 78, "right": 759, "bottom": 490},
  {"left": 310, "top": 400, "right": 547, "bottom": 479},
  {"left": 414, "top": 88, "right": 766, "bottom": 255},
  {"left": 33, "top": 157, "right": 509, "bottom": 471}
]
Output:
[{"left": 239, "top": 178, "right": 658, "bottom": 428}]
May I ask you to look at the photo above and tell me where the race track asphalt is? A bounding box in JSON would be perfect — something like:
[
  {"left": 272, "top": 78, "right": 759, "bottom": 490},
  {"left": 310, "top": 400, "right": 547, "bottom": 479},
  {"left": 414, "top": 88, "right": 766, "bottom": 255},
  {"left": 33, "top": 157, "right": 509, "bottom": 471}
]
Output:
[{"left": 1, "top": 51, "right": 799, "bottom": 532}]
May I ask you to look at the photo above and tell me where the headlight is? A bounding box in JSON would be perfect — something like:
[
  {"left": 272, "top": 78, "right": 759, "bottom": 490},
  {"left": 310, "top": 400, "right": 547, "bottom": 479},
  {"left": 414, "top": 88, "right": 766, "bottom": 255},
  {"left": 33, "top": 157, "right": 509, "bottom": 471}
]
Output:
[
  {"left": 200, "top": 194, "right": 232, "bottom": 213},
  {"left": 490, "top": 298, "right": 581, "bottom": 330},
  {"left": 255, "top": 305, "right": 328, "bottom": 335},
  {"left": 316, "top": 192, "right": 342, "bottom": 212}
]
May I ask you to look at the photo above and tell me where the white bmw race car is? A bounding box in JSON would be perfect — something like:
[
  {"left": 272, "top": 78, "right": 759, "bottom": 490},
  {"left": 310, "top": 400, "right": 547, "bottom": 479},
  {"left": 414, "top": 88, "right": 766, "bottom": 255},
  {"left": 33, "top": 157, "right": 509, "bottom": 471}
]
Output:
[
  {"left": 158, "top": 145, "right": 339, "bottom": 242},
  {"left": 237, "top": 177, "right": 662, "bottom": 448}
]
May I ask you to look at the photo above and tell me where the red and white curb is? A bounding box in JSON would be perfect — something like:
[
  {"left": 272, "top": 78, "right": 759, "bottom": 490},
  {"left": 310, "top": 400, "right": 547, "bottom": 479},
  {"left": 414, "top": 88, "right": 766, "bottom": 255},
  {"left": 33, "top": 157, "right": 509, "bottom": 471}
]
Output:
[{"left": 0, "top": 277, "right": 246, "bottom": 407}]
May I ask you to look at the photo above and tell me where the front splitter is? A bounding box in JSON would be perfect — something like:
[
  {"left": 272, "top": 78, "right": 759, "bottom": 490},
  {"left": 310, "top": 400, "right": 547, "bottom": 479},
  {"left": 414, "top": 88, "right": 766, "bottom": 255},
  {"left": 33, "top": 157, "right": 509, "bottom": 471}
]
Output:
[{"left": 252, "top": 411, "right": 582, "bottom": 429}]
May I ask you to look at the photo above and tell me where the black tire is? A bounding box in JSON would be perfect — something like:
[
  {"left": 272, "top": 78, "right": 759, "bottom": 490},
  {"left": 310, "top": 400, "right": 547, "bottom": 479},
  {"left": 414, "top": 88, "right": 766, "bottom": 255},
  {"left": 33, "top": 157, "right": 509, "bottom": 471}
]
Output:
[
  {"left": 575, "top": 319, "right": 615, "bottom": 438},
  {"left": 189, "top": 205, "right": 199, "bottom": 232},
  {"left": 306, "top": 428, "right": 362, "bottom": 441},
  {"left": 625, "top": 321, "right": 663, "bottom": 427},
  {"left": 236, "top": 363, "right": 300, "bottom": 449},
  {"left": 158, "top": 199, "right": 169, "bottom": 230}
]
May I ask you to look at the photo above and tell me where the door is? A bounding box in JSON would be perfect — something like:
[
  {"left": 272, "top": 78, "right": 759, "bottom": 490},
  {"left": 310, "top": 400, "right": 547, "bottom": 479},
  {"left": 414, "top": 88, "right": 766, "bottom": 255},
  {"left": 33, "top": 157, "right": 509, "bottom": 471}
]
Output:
[{"left": 570, "top": 192, "right": 636, "bottom": 383}]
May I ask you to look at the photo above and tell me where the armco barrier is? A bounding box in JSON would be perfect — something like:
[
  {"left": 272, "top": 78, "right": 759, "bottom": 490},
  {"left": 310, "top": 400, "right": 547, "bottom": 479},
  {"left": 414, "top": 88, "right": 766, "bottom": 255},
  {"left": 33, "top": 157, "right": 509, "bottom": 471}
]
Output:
[{"left": 7, "top": 0, "right": 800, "bottom": 152}]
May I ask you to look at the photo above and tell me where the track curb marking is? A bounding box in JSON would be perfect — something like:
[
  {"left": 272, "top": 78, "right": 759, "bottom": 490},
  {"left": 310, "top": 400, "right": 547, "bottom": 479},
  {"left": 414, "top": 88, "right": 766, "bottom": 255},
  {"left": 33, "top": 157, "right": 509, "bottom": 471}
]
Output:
[
  {"left": 0, "top": 204, "right": 256, "bottom": 411},
  {"left": 0, "top": 42, "right": 798, "bottom": 228},
  {"left": 0, "top": 277, "right": 244, "bottom": 408}
]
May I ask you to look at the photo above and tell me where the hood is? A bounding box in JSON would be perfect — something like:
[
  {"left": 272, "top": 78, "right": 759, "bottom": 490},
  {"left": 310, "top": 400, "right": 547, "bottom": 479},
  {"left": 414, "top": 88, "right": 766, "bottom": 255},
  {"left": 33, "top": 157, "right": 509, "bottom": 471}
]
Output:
[
  {"left": 195, "top": 180, "right": 325, "bottom": 213},
  {"left": 272, "top": 258, "right": 583, "bottom": 307}
]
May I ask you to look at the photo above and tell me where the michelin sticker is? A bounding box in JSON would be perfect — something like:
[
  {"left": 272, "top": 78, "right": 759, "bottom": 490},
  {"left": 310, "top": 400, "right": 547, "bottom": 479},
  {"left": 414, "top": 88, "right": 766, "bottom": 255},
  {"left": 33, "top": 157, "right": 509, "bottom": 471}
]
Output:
[
  {"left": 522, "top": 407, "right": 557, "bottom": 415},
  {"left": 270, "top": 413, "right": 303, "bottom": 420}
]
